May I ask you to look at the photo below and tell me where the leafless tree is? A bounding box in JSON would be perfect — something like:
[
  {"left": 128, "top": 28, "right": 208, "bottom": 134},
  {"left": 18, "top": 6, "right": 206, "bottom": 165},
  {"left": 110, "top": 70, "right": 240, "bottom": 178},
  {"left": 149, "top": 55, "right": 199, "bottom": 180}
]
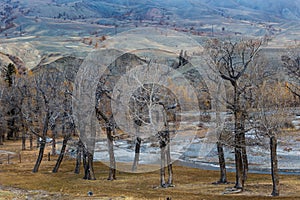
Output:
[
  {"left": 22, "top": 67, "right": 65, "bottom": 173},
  {"left": 52, "top": 80, "right": 75, "bottom": 173},
  {"left": 205, "top": 38, "right": 263, "bottom": 190},
  {"left": 95, "top": 52, "right": 146, "bottom": 180},
  {"left": 282, "top": 44, "right": 300, "bottom": 98},
  {"left": 251, "top": 82, "right": 290, "bottom": 196},
  {"left": 129, "top": 83, "right": 179, "bottom": 187}
]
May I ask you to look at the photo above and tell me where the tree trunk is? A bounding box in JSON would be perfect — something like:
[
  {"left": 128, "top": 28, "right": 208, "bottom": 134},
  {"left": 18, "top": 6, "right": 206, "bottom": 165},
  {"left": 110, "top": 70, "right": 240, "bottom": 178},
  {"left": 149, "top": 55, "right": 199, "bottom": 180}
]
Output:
[
  {"left": 87, "top": 152, "right": 96, "bottom": 180},
  {"left": 233, "top": 86, "right": 243, "bottom": 190},
  {"left": 32, "top": 139, "right": 46, "bottom": 173},
  {"left": 51, "top": 127, "right": 57, "bottom": 156},
  {"left": 160, "top": 144, "right": 166, "bottom": 187},
  {"left": 0, "top": 131, "right": 3, "bottom": 145},
  {"left": 217, "top": 141, "right": 227, "bottom": 183},
  {"left": 107, "top": 127, "right": 116, "bottom": 180},
  {"left": 234, "top": 111, "right": 244, "bottom": 189},
  {"left": 166, "top": 137, "right": 173, "bottom": 186},
  {"left": 214, "top": 94, "right": 227, "bottom": 184},
  {"left": 83, "top": 149, "right": 96, "bottom": 180},
  {"left": 36, "top": 137, "right": 40, "bottom": 148},
  {"left": 233, "top": 90, "right": 248, "bottom": 190},
  {"left": 74, "top": 140, "right": 83, "bottom": 174},
  {"left": 132, "top": 137, "right": 141, "bottom": 172},
  {"left": 7, "top": 118, "right": 15, "bottom": 140},
  {"left": 29, "top": 133, "right": 33, "bottom": 150},
  {"left": 241, "top": 131, "right": 248, "bottom": 187},
  {"left": 234, "top": 144, "right": 243, "bottom": 189},
  {"left": 22, "top": 128, "right": 26, "bottom": 150},
  {"left": 32, "top": 112, "right": 49, "bottom": 173},
  {"left": 270, "top": 136, "right": 279, "bottom": 196},
  {"left": 52, "top": 136, "right": 68, "bottom": 173}
]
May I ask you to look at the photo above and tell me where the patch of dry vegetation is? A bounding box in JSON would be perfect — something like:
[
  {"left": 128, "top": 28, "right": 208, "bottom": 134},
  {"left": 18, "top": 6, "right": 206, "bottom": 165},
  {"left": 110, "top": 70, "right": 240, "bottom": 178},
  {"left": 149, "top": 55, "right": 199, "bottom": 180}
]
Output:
[{"left": 0, "top": 140, "right": 300, "bottom": 199}]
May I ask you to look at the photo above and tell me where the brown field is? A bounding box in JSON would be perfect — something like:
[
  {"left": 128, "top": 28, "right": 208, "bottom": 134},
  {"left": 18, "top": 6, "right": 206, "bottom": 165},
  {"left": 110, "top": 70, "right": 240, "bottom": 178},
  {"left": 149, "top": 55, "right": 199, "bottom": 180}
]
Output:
[{"left": 1, "top": 140, "right": 300, "bottom": 200}]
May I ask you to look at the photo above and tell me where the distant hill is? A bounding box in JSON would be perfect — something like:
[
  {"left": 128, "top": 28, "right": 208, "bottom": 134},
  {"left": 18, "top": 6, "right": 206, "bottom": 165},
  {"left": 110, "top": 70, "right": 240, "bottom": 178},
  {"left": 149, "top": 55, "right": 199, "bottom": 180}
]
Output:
[
  {"left": 3, "top": 0, "right": 300, "bottom": 23},
  {"left": 0, "top": 0, "right": 299, "bottom": 46}
]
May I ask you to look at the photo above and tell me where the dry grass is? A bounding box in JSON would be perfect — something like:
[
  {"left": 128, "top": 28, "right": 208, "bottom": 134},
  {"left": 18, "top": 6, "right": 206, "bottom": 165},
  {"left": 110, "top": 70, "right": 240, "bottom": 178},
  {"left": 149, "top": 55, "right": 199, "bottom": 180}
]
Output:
[{"left": 0, "top": 140, "right": 300, "bottom": 200}]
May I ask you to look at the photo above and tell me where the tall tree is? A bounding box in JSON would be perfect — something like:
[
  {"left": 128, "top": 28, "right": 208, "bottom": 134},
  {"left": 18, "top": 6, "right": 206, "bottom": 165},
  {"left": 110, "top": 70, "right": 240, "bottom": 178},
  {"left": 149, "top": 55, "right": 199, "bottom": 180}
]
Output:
[
  {"left": 251, "top": 81, "right": 291, "bottom": 196},
  {"left": 206, "top": 38, "right": 263, "bottom": 190},
  {"left": 23, "top": 67, "right": 65, "bottom": 173}
]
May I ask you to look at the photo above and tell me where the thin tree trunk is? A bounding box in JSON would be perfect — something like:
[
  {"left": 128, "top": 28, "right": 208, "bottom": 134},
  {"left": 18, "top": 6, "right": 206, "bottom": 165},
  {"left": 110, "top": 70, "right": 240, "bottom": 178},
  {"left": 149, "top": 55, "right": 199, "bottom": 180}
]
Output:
[
  {"left": 83, "top": 147, "right": 88, "bottom": 179},
  {"left": 241, "top": 131, "right": 248, "bottom": 187},
  {"left": 22, "top": 129, "right": 26, "bottom": 150},
  {"left": 270, "top": 136, "right": 279, "bottom": 196},
  {"left": 83, "top": 150, "right": 96, "bottom": 180},
  {"left": 107, "top": 127, "right": 116, "bottom": 180},
  {"left": 160, "top": 144, "right": 166, "bottom": 187},
  {"left": 217, "top": 141, "right": 227, "bottom": 183},
  {"left": 132, "top": 137, "right": 141, "bottom": 172},
  {"left": 75, "top": 140, "right": 83, "bottom": 174},
  {"left": 87, "top": 152, "right": 96, "bottom": 180},
  {"left": 214, "top": 93, "right": 227, "bottom": 184},
  {"left": 29, "top": 133, "right": 33, "bottom": 150},
  {"left": 32, "top": 112, "right": 49, "bottom": 173},
  {"left": 166, "top": 138, "right": 173, "bottom": 186},
  {"left": 52, "top": 136, "right": 68, "bottom": 173},
  {"left": 0, "top": 131, "right": 3, "bottom": 145},
  {"left": 51, "top": 127, "right": 57, "bottom": 156},
  {"left": 32, "top": 139, "right": 46, "bottom": 173}
]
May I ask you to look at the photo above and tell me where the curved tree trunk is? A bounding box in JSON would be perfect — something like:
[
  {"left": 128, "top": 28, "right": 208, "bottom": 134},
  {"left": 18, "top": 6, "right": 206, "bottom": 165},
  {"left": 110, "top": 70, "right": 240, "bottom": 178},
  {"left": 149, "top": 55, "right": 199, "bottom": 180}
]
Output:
[
  {"left": 32, "top": 112, "right": 49, "bottom": 173},
  {"left": 270, "top": 136, "right": 279, "bottom": 196},
  {"left": 32, "top": 139, "right": 46, "bottom": 173},
  {"left": 52, "top": 136, "right": 68, "bottom": 173}
]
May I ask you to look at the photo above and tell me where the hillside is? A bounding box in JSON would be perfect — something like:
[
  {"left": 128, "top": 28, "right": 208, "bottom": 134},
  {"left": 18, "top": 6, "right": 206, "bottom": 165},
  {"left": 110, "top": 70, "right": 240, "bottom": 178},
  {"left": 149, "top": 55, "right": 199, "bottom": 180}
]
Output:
[
  {"left": 0, "top": 0, "right": 299, "bottom": 70},
  {"left": 0, "top": 0, "right": 299, "bottom": 39}
]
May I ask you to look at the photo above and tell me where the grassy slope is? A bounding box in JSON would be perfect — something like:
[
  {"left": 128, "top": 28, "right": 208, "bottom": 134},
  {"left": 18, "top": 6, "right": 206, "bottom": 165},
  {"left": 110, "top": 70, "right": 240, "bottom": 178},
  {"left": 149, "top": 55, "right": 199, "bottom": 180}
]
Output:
[{"left": 0, "top": 140, "right": 300, "bottom": 199}]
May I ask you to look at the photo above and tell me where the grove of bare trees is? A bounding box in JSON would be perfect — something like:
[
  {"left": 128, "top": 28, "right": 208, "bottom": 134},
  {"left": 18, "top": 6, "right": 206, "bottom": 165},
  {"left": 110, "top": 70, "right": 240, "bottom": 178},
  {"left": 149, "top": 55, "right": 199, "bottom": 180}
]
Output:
[{"left": 0, "top": 38, "right": 299, "bottom": 197}]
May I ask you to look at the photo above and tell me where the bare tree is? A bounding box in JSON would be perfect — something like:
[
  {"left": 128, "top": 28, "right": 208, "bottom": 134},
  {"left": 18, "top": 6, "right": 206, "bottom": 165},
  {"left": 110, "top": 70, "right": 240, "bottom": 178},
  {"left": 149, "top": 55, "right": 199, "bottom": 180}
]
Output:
[
  {"left": 95, "top": 52, "right": 145, "bottom": 180},
  {"left": 282, "top": 44, "right": 300, "bottom": 98},
  {"left": 205, "top": 38, "right": 263, "bottom": 190},
  {"left": 251, "top": 82, "right": 290, "bottom": 196},
  {"left": 129, "top": 83, "right": 179, "bottom": 187},
  {"left": 52, "top": 81, "right": 75, "bottom": 173},
  {"left": 23, "top": 67, "right": 65, "bottom": 173}
]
